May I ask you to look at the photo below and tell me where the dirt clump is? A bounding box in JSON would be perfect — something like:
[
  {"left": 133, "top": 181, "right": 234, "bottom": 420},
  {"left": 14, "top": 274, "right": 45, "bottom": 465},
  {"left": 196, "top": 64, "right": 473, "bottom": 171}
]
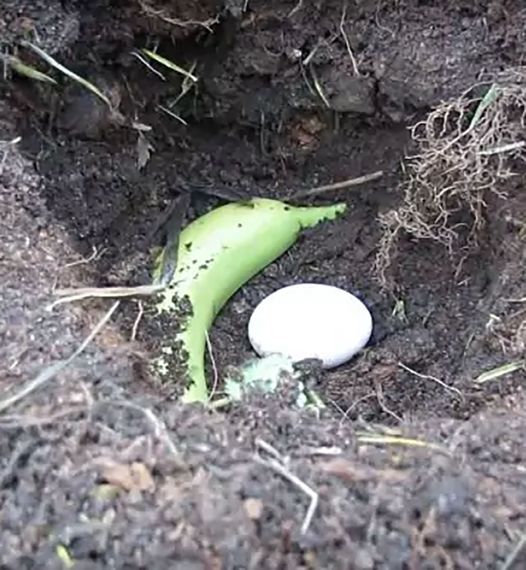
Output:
[{"left": 2, "top": 390, "right": 526, "bottom": 569}]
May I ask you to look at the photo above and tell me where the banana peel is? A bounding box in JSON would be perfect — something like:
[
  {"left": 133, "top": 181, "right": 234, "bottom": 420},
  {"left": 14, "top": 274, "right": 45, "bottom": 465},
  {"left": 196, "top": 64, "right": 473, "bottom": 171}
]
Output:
[{"left": 152, "top": 197, "right": 347, "bottom": 403}]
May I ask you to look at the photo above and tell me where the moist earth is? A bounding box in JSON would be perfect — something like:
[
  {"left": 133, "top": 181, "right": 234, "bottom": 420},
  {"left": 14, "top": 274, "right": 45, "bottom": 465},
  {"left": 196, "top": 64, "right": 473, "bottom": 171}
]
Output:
[{"left": 1, "top": 1, "right": 526, "bottom": 568}]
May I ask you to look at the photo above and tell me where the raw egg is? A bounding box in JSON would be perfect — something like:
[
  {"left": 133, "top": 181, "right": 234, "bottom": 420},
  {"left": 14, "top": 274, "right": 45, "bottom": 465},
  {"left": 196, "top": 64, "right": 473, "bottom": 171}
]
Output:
[{"left": 248, "top": 283, "right": 373, "bottom": 368}]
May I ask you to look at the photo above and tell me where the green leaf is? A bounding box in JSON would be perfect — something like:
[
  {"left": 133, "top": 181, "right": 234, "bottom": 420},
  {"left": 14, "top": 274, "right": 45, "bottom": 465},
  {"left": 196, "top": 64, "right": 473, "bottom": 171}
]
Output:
[{"left": 474, "top": 360, "right": 524, "bottom": 384}]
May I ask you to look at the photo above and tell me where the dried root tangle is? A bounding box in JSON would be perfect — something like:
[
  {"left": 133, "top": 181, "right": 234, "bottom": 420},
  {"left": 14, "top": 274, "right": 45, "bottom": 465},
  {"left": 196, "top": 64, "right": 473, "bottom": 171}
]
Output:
[{"left": 376, "top": 68, "right": 526, "bottom": 286}]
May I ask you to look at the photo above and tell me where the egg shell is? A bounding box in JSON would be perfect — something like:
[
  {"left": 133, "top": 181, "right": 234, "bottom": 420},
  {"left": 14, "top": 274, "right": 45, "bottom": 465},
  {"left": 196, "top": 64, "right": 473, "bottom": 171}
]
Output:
[{"left": 248, "top": 283, "right": 373, "bottom": 369}]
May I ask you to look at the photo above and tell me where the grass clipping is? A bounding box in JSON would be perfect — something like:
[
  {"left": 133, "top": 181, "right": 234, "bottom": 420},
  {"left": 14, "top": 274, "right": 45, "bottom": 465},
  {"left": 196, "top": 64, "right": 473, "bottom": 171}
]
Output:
[{"left": 376, "top": 68, "right": 526, "bottom": 285}]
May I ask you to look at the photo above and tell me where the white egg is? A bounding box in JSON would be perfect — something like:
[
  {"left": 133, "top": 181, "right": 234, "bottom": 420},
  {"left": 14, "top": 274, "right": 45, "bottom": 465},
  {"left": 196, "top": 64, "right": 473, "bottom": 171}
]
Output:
[{"left": 248, "top": 283, "right": 373, "bottom": 369}]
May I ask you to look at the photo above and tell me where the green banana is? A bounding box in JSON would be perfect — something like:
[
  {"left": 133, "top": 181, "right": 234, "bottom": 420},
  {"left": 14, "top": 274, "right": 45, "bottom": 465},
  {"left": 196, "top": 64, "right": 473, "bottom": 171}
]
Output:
[{"left": 153, "top": 197, "right": 347, "bottom": 403}]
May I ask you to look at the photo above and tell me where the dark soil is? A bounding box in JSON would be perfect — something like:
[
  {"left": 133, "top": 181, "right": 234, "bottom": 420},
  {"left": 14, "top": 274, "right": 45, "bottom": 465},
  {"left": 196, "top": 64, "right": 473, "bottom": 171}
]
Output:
[{"left": 1, "top": 0, "right": 526, "bottom": 568}]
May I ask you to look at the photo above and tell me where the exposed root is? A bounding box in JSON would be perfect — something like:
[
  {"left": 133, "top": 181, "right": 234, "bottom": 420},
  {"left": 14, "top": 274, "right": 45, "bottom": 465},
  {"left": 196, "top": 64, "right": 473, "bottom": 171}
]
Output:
[
  {"left": 138, "top": 0, "right": 219, "bottom": 32},
  {"left": 376, "top": 68, "right": 526, "bottom": 287},
  {"left": 398, "top": 362, "right": 464, "bottom": 401},
  {"left": 340, "top": 2, "right": 360, "bottom": 76}
]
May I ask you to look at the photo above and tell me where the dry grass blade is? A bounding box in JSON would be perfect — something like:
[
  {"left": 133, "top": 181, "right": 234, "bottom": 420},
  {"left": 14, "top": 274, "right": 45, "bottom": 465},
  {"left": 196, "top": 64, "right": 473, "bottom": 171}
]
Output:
[
  {"left": 310, "top": 66, "right": 330, "bottom": 108},
  {"left": 158, "top": 104, "right": 188, "bottom": 125},
  {"left": 48, "top": 284, "right": 165, "bottom": 310},
  {"left": 3, "top": 54, "right": 57, "bottom": 84},
  {"left": 474, "top": 360, "right": 525, "bottom": 384},
  {"left": 130, "top": 49, "right": 166, "bottom": 81},
  {"left": 141, "top": 49, "right": 198, "bottom": 83},
  {"left": 21, "top": 41, "right": 113, "bottom": 107},
  {"left": 0, "top": 136, "right": 21, "bottom": 146},
  {"left": 356, "top": 433, "right": 450, "bottom": 455},
  {"left": 0, "top": 301, "right": 120, "bottom": 415}
]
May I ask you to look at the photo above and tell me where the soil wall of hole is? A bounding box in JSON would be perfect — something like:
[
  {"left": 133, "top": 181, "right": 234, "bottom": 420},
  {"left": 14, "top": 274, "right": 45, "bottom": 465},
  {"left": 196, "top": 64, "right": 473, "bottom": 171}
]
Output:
[{"left": 1, "top": 0, "right": 526, "bottom": 568}]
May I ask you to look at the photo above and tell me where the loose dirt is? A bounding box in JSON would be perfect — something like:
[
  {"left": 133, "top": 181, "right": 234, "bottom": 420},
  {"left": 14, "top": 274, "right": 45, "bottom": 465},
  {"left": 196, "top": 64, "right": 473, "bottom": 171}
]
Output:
[{"left": 1, "top": 1, "right": 526, "bottom": 568}]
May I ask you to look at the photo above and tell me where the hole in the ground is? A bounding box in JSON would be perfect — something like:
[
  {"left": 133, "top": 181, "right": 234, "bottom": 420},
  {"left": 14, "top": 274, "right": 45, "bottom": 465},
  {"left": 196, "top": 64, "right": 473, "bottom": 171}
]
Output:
[{"left": 4, "top": 0, "right": 525, "bottom": 428}]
